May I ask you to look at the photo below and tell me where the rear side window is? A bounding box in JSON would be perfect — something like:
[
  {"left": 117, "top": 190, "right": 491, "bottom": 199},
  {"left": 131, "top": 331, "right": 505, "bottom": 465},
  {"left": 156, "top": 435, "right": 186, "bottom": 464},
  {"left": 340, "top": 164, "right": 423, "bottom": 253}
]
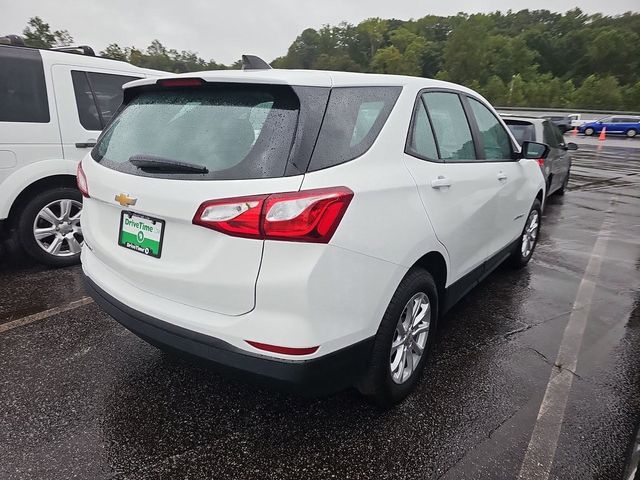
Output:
[
  {"left": 307, "top": 86, "right": 401, "bottom": 171},
  {"left": 467, "top": 98, "right": 513, "bottom": 160},
  {"left": 406, "top": 99, "right": 438, "bottom": 160},
  {"left": 422, "top": 92, "right": 476, "bottom": 161},
  {"left": 93, "top": 84, "right": 300, "bottom": 180},
  {"left": 505, "top": 121, "right": 536, "bottom": 145},
  {"left": 0, "top": 47, "right": 49, "bottom": 123},
  {"left": 543, "top": 121, "right": 560, "bottom": 148},
  {"left": 72, "top": 71, "right": 139, "bottom": 130}
]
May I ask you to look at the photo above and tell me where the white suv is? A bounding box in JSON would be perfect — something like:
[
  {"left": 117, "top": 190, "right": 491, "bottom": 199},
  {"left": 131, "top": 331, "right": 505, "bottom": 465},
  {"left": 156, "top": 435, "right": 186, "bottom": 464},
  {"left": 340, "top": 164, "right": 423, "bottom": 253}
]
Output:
[
  {"left": 80, "top": 66, "right": 548, "bottom": 406},
  {"left": 0, "top": 40, "right": 162, "bottom": 266}
]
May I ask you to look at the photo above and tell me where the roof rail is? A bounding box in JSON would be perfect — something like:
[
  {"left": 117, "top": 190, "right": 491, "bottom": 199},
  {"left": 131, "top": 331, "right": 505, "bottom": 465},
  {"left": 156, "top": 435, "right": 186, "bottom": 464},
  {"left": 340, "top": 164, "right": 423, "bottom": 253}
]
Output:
[
  {"left": 241, "top": 55, "right": 271, "bottom": 70},
  {"left": 51, "top": 45, "right": 96, "bottom": 56},
  {"left": 0, "top": 35, "right": 26, "bottom": 46}
]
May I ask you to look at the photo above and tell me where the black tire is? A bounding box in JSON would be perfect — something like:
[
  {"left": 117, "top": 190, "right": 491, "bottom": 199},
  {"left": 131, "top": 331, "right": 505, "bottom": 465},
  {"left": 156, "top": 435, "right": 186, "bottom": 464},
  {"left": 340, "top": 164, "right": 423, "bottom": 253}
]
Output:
[
  {"left": 557, "top": 171, "right": 569, "bottom": 196},
  {"left": 357, "top": 269, "right": 438, "bottom": 408},
  {"left": 509, "top": 198, "right": 542, "bottom": 269},
  {"left": 627, "top": 129, "right": 637, "bottom": 138},
  {"left": 17, "top": 187, "right": 83, "bottom": 267},
  {"left": 584, "top": 127, "right": 595, "bottom": 136}
]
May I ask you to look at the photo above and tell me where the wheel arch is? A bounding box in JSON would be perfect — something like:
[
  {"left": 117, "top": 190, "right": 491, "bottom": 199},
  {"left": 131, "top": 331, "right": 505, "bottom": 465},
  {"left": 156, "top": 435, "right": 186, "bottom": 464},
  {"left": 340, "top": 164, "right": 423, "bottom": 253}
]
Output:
[
  {"left": 6, "top": 175, "right": 78, "bottom": 229},
  {"left": 411, "top": 251, "right": 448, "bottom": 306}
]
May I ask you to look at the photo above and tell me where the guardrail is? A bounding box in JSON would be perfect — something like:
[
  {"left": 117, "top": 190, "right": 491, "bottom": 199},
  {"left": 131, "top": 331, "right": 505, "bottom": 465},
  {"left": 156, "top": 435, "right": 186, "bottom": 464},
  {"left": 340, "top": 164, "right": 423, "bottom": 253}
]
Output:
[{"left": 497, "top": 106, "right": 640, "bottom": 116}]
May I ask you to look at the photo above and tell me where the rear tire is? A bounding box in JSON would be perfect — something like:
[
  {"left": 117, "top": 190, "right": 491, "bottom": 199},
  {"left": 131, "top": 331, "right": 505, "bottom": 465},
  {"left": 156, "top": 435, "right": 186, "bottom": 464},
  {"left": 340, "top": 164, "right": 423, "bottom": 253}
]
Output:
[
  {"left": 584, "top": 127, "right": 595, "bottom": 136},
  {"left": 627, "top": 129, "right": 637, "bottom": 138},
  {"left": 557, "top": 171, "right": 569, "bottom": 196},
  {"left": 357, "top": 269, "right": 438, "bottom": 408},
  {"left": 509, "top": 199, "right": 542, "bottom": 269},
  {"left": 17, "top": 187, "right": 83, "bottom": 267}
]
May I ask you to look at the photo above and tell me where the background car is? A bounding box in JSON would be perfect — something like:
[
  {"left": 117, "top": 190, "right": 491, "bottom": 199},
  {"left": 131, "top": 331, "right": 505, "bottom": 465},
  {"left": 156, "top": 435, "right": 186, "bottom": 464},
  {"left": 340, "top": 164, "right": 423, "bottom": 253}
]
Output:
[
  {"left": 579, "top": 116, "right": 640, "bottom": 137},
  {"left": 0, "top": 36, "right": 163, "bottom": 266},
  {"left": 503, "top": 116, "right": 577, "bottom": 196}
]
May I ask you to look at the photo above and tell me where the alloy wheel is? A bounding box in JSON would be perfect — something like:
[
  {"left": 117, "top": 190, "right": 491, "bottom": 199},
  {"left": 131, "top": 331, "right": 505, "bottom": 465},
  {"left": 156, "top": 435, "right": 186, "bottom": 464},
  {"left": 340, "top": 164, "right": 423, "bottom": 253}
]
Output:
[
  {"left": 390, "top": 292, "right": 431, "bottom": 384},
  {"left": 521, "top": 209, "right": 540, "bottom": 258},
  {"left": 33, "top": 199, "right": 83, "bottom": 257}
]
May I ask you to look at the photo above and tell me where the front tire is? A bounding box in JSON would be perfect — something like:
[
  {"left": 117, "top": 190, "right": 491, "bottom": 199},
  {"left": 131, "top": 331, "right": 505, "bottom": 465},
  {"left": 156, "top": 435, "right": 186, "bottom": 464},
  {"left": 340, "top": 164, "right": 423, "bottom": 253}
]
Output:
[
  {"left": 584, "top": 127, "right": 595, "bottom": 136},
  {"left": 17, "top": 187, "right": 83, "bottom": 267},
  {"left": 357, "top": 269, "right": 438, "bottom": 408},
  {"left": 509, "top": 199, "right": 541, "bottom": 269}
]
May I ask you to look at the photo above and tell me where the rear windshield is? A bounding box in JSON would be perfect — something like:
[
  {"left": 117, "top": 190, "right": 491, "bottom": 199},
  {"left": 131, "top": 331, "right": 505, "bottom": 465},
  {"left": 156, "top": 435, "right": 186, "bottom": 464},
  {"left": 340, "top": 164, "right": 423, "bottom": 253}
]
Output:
[
  {"left": 93, "top": 84, "right": 300, "bottom": 180},
  {"left": 505, "top": 121, "right": 535, "bottom": 145}
]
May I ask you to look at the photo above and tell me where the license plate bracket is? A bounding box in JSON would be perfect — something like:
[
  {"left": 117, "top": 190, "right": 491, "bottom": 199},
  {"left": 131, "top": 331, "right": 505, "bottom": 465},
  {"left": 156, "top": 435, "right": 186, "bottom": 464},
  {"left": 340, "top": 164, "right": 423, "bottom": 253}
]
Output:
[{"left": 118, "top": 211, "right": 165, "bottom": 258}]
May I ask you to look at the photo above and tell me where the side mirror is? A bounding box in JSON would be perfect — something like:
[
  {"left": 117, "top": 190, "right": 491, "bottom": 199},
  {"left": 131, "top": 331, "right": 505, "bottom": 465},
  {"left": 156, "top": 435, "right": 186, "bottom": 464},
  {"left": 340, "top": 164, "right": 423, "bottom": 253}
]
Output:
[
  {"left": 566, "top": 142, "right": 578, "bottom": 151},
  {"left": 521, "top": 141, "right": 550, "bottom": 160}
]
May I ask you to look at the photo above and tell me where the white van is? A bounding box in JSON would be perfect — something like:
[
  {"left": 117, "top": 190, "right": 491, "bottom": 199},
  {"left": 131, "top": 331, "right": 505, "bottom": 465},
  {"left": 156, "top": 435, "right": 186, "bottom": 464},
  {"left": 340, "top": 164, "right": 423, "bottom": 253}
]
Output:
[{"left": 0, "top": 39, "right": 163, "bottom": 266}]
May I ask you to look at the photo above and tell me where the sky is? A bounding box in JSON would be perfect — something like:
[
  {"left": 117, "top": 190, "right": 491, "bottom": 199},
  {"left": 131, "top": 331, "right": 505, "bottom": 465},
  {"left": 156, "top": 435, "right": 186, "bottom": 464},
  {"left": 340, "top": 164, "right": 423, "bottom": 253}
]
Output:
[{"left": 3, "top": 0, "right": 637, "bottom": 64}]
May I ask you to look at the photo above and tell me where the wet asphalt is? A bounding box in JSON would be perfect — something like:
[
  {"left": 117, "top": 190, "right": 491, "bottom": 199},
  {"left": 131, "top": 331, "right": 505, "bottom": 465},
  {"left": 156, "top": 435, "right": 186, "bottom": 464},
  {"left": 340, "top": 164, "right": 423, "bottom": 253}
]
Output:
[{"left": 1, "top": 143, "right": 639, "bottom": 479}]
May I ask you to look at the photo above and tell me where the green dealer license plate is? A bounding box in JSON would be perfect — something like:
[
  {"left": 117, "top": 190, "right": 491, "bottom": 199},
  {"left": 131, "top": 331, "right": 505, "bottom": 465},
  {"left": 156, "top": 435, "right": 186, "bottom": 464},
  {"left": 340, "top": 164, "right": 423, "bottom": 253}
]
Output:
[{"left": 118, "top": 211, "right": 165, "bottom": 258}]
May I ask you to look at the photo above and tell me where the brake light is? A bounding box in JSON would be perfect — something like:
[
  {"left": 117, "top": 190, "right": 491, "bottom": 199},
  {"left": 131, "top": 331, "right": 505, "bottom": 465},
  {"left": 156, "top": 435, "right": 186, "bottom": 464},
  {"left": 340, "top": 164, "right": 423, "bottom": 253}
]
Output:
[
  {"left": 157, "top": 78, "right": 205, "bottom": 88},
  {"left": 245, "top": 341, "right": 319, "bottom": 356},
  {"left": 537, "top": 158, "right": 545, "bottom": 167},
  {"left": 192, "top": 187, "right": 354, "bottom": 243},
  {"left": 76, "top": 162, "right": 89, "bottom": 198}
]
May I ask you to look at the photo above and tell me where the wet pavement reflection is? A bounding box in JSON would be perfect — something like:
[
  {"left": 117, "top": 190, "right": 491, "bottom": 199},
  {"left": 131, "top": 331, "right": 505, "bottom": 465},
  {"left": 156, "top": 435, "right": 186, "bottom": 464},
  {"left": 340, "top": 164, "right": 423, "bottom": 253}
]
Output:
[{"left": 1, "top": 145, "right": 639, "bottom": 479}]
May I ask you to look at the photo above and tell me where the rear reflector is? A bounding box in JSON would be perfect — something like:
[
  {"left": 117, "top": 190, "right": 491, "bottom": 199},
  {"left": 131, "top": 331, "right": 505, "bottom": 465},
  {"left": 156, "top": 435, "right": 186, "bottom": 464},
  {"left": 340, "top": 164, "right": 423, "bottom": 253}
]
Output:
[
  {"left": 193, "top": 187, "right": 354, "bottom": 243},
  {"left": 157, "top": 78, "right": 205, "bottom": 88},
  {"left": 245, "top": 341, "right": 319, "bottom": 356},
  {"left": 76, "top": 162, "right": 89, "bottom": 198}
]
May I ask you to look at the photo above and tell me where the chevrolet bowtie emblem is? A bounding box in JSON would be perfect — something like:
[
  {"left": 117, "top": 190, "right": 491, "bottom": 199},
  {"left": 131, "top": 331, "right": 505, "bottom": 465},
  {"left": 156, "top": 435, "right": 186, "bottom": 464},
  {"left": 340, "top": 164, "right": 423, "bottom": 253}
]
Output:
[{"left": 115, "top": 193, "right": 137, "bottom": 207}]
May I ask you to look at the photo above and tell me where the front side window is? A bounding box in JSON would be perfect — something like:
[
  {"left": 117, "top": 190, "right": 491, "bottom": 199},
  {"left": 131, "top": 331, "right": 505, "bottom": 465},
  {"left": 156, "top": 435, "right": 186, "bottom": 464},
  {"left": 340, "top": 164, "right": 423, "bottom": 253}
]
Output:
[
  {"left": 93, "top": 84, "right": 300, "bottom": 180},
  {"left": 72, "top": 71, "right": 139, "bottom": 130},
  {"left": 468, "top": 98, "right": 513, "bottom": 160},
  {"left": 422, "top": 92, "right": 476, "bottom": 161},
  {"left": 0, "top": 47, "right": 49, "bottom": 123}
]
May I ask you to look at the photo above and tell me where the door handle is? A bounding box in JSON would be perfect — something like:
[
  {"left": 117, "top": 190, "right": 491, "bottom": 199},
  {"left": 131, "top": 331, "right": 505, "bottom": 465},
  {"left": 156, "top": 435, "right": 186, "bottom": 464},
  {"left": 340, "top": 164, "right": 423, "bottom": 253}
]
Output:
[
  {"left": 497, "top": 172, "right": 508, "bottom": 181},
  {"left": 431, "top": 176, "right": 452, "bottom": 189},
  {"left": 75, "top": 142, "right": 96, "bottom": 148}
]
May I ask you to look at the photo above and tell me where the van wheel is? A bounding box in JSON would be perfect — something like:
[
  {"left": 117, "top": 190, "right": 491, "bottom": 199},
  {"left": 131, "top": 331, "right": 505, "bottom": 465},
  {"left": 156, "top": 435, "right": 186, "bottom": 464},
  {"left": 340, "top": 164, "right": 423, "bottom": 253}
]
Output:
[
  {"left": 357, "top": 269, "right": 438, "bottom": 408},
  {"left": 17, "top": 187, "right": 83, "bottom": 267},
  {"left": 510, "top": 199, "right": 541, "bottom": 269}
]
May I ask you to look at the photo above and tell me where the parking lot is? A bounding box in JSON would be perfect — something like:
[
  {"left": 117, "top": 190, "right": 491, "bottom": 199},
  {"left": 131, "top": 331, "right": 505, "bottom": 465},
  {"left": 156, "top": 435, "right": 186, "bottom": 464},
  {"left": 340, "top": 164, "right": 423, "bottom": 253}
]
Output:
[{"left": 1, "top": 142, "right": 639, "bottom": 479}]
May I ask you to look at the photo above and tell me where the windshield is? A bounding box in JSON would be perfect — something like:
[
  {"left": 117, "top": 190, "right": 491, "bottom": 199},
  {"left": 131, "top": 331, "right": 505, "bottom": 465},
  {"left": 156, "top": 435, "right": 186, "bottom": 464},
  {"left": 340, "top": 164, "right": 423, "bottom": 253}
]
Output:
[{"left": 93, "top": 84, "right": 300, "bottom": 180}]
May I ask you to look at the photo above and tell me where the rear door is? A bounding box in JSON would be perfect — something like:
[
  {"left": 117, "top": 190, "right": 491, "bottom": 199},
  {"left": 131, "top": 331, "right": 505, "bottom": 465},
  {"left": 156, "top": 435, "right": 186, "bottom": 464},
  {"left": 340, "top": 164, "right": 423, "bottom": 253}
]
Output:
[
  {"left": 542, "top": 120, "right": 563, "bottom": 192},
  {"left": 81, "top": 82, "right": 313, "bottom": 315},
  {"left": 464, "top": 96, "right": 530, "bottom": 257},
  {"left": 403, "top": 90, "right": 497, "bottom": 284},
  {"left": 52, "top": 65, "right": 141, "bottom": 162}
]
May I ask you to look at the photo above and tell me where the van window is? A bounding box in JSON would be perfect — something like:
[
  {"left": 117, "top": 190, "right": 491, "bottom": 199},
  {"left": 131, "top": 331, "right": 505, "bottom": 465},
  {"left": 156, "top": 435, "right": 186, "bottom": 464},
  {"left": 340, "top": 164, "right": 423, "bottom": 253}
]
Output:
[
  {"left": 422, "top": 92, "right": 476, "bottom": 161},
  {"left": 93, "top": 83, "right": 300, "bottom": 180},
  {"left": 0, "top": 46, "right": 49, "bottom": 123},
  {"left": 72, "top": 71, "right": 139, "bottom": 130},
  {"left": 307, "top": 87, "right": 401, "bottom": 171}
]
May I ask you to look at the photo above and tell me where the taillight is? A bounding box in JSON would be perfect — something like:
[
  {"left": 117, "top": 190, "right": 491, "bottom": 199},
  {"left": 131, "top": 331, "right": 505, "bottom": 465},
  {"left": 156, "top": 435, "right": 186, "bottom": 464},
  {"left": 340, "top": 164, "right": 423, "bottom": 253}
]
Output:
[
  {"left": 192, "top": 187, "right": 354, "bottom": 243},
  {"left": 192, "top": 194, "right": 267, "bottom": 239},
  {"left": 537, "top": 158, "right": 545, "bottom": 167},
  {"left": 77, "top": 162, "right": 89, "bottom": 198}
]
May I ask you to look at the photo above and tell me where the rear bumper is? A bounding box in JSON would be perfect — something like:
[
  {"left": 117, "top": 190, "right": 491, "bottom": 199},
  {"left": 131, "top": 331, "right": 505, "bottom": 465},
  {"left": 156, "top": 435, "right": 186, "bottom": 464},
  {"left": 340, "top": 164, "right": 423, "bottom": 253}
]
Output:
[{"left": 84, "top": 274, "right": 374, "bottom": 395}]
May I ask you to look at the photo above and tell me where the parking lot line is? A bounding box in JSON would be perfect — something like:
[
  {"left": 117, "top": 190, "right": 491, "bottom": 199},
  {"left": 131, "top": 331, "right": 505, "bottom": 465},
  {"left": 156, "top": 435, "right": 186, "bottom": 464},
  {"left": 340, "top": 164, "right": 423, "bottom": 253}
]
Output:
[
  {"left": 0, "top": 297, "right": 93, "bottom": 334},
  {"left": 517, "top": 196, "right": 617, "bottom": 480}
]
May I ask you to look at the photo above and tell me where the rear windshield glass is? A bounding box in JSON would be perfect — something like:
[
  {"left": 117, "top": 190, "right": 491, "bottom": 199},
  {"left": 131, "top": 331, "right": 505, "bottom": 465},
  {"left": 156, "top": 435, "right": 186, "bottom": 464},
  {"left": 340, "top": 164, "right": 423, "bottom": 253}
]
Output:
[
  {"left": 93, "top": 84, "right": 300, "bottom": 180},
  {"left": 505, "top": 121, "right": 536, "bottom": 145},
  {"left": 308, "top": 86, "right": 402, "bottom": 171}
]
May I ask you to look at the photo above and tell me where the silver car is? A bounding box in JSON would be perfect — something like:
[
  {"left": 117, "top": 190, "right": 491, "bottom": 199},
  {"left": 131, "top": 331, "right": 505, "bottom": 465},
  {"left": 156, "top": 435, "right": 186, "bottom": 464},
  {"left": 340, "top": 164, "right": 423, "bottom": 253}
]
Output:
[{"left": 503, "top": 116, "right": 577, "bottom": 196}]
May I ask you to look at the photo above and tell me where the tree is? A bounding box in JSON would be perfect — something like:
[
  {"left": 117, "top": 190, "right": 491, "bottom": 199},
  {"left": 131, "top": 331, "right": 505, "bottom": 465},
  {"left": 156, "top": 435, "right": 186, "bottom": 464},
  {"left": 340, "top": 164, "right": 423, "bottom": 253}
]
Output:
[
  {"left": 442, "top": 15, "right": 493, "bottom": 85},
  {"left": 572, "top": 75, "right": 623, "bottom": 110},
  {"left": 100, "top": 44, "right": 128, "bottom": 61},
  {"left": 23, "top": 16, "right": 73, "bottom": 48}
]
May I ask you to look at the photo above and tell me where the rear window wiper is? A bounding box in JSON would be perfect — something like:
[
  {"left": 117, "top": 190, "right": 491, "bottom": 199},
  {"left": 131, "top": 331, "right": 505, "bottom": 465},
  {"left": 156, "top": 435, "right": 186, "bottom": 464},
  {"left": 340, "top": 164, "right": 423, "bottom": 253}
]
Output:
[{"left": 129, "top": 154, "right": 209, "bottom": 174}]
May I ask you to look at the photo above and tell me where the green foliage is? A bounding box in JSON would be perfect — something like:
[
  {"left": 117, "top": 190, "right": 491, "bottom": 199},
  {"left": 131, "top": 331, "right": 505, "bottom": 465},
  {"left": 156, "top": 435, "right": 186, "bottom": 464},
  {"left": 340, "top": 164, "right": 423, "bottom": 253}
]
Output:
[{"left": 21, "top": 11, "right": 640, "bottom": 110}]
